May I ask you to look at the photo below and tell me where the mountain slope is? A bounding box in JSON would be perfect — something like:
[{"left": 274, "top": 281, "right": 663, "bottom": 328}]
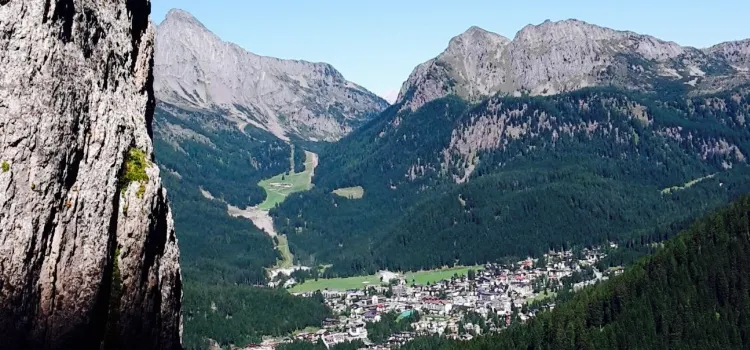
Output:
[
  {"left": 401, "top": 196, "right": 750, "bottom": 349},
  {"left": 398, "top": 19, "right": 750, "bottom": 111},
  {"left": 151, "top": 8, "right": 392, "bottom": 286},
  {"left": 0, "top": 1, "right": 181, "bottom": 348},
  {"left": 155, "top": 9, "right": 388, "bottom": 141},
  {"left": 152, "top": 56, "right": 340, "bottom": 350},
  {"left": 155, "top": 99, "right": 332, "bottom": 350},
  {"left": 154, "top": 113, "right": 335, "bottom": 348},
  {"left": 273, "top": 86, "right": 750, "bottom": 275},
  {"left": 273, "top": 21, "right": 750, "bottom": 275}
]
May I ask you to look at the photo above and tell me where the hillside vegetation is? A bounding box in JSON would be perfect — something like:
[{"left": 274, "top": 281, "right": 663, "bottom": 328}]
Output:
[
  {"left": 400, "top": 196, "right": 750, "bottom": 349},
  {"left": 332, "top": 186, "right": 365, "bottom": 199},
  {"left": 183, "top": 282, "right": 330, "bottom": 349},
  {"left": 258, "top": 150, "right": 317, "bottom": 210},
  {"left": 153, "top": 105, "right": 330, "bottom": 349},
  {"left": 273, "top": 86, "right": 750, "bottom": 276}
]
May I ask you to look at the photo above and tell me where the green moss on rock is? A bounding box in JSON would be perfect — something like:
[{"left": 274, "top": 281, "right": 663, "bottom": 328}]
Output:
[{"left": 120, "top": 148, "right": 149, "bottom": 198}]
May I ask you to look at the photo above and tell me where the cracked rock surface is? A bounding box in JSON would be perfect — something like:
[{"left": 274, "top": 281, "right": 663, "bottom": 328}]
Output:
[{"left": 0, "top": 0, "right": 182, "bottom": 349}]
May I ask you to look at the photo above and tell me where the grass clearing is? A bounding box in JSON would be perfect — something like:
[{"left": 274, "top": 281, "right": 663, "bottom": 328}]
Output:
[
  {"left": 257, "top": 150, "right": 317, "bottom": 210},
  {"left": 661, "top": 173, "right": 716, "bottom": 194},
  {"left": 289, "top": 275, "right": 384, "bottom": 293},
  {"left": 404, "top": 266, "right": 483, "bottom": 285},
  {"left": 332, "top": 186, "right": 365, "bottom": 199},
  {"left": 529, "top": 290, "right": 557, "bottom": 303},
  {"left": 289, "top": 265, "right": 483, "bottom": 293},
  {"left": 293, "top": 326, "right": 321, "bottom": 336},
  {"left": 275, "top": 235, "right": 294, "bottom": 269}
]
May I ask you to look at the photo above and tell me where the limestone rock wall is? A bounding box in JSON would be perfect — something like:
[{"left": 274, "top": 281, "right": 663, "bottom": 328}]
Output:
[{"left": 0, "top": 0, "right": 182, "bottom": 348}]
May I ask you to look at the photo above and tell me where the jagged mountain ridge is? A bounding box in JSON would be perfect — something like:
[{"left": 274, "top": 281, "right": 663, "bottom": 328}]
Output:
[
  {"left": 398, "top": 19, "right": 750, "bottom": 111},
  {"left": 0, "top": 0, "right": 182, "bottom": 349},
  {"left": 155, "top": 9, "right": 388, "bottom": 142}
]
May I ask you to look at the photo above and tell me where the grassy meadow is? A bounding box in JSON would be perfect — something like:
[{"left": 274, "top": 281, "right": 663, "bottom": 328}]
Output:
[
  {"left": 332, "top": 186, "right": 365, "bottom": 199},
  {"left": 257, "top": 151, "right": 316, "bottom": 210},
  {"left": 288, "top": 265, "right": 483, "bottom": 293}
]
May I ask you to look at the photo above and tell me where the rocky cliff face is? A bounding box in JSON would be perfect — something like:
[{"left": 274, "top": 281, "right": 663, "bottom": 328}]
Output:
[
  {"left": 398, "top": 19, "right": 750, "bottom": 111},
  {"left": 708, "top": 39, "right": 750, "bottom": 69},
  {"left": 0, "top": 1, "right": 182, "bottom": 349},
  {"left": 154, "top": 9, "right": 388, "bottom": 142},
  {"left": 438, "top": 91, "right": 749, "bottom": 183}
]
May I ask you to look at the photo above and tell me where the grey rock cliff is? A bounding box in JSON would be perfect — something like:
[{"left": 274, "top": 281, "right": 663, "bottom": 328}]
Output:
[
  {"left": 155, "top": 9, "right": 388, "bottom": 142},
  {"left": 0, "top": 0, "right": 182, "bottom": 349},
  {"left": 398, "top": 19, "right": 750, "bottom": 110},
  {"left": 707, "top": 39, "right": 750, "bottom": 69}
]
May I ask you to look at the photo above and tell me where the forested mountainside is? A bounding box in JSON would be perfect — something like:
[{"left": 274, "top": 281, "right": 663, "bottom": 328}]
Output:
[
  {"left": 151, "top": 9, "right": 388, "bottom": 347},
  {"left": 155, "top": 9, "right": 387, "bottom": 142},
  {"left": 152, "top": 9, "right": 389, "bottom": 346},
  {"left": 400, "top": 196, "right": 750, "bottom": 349},
  {"left": 148, "top": 14, "right": 750, "bottom": 348},
  {"left": 397, "top": 20, "right": 750, "bottom": 111},
  {"left": 182, "top": 283, "right": 330, "bottom": 349},
  {"left": 273, "top": 86, "right": 750, "bottom": 276},
  {"left": 153, "top": 105, "right": 327, "bottom": 349},
  {"left": 154, "top": 104, "right": 287, "bottom": 285}
]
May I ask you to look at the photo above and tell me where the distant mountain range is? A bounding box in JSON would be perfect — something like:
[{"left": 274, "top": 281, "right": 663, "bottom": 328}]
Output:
[
  {"left": 154, "top": 9, "right": 388, "bottom": 142},
  {"left": 398, "top": 20, "right": 750, "bottom": 111},
  {"left": 270, "top": 20, "right": 750, "bottom": 276},
  {"left": 151, "top": 11, "right": 750, "bottom": 348}
]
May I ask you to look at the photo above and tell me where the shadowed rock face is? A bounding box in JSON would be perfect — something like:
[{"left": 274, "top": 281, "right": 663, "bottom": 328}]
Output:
[{"left": 0, "top": 0, "right": 182, "bottom": 349}]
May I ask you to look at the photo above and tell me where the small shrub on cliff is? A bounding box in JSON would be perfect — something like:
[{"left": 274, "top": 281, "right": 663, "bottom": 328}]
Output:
[
  {"left": 120, "top": 148, "right": 149, "bottom": 197},
  {"left": 1, "top": 161, "right": 9, "bottom": 173}
]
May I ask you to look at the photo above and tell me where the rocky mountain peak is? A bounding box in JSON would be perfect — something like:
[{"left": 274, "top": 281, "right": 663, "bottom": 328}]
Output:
[
  {"left": 446, "top": 25, "right": 511, "bottom": 56},
  {"left": 1, "top": 0, "right": 182, "bottom": 348},
  {"left": 396, "top": 26, "right": 511, "bottom": 108},
  {"left": 451, "top": 26, "right": 509, "bottom": 43},
  {"left": 164, "top": 8, "right": 203, "bottom": 26},
  {"left": 397, "top": 19, "right": 749, "bottom": 111},
  {"left": 514, "top": 18, "right": 615, "bottom": 42},
  {"left": 154, "top": 9, "right": 387, "bottom": 141}
]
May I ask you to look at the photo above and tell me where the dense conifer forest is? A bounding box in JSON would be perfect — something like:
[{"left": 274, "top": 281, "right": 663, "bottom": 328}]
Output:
[
  {"left": 399, "top": 196, "right": 750, "bottom": 349},
  {"left": 152, "top": 85, "right": 750, "bottom": 348},
  {"left": 273, "top": 87, "right": 750, "bottom": 276},
  {"left": 153, "top": 106, "right": 332, "bottom": 349},
  {"left": 154, "top": 106, "right": 285, "bottom": 285},
  {"left": 277, "top": 339, "right": 367, "bottom": 350},
  {"left": 182, "top": 284, "right": 330, "bottom": 349}
]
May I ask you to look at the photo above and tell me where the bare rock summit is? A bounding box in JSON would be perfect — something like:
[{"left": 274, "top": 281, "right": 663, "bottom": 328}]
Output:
[
  {"left": 155, "top": 9, "right": 388, "bottom": 141},
  {"left": 0, "top": 0, "right": 182, "bottom": 348},
  {"left": 398, "top": 19, "right": 750, "bottom": 111}
]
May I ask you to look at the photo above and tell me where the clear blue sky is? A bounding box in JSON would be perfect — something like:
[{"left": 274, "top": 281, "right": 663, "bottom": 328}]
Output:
[{"left": 151, "top": 0, "right": 750, "bottom": 100}]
